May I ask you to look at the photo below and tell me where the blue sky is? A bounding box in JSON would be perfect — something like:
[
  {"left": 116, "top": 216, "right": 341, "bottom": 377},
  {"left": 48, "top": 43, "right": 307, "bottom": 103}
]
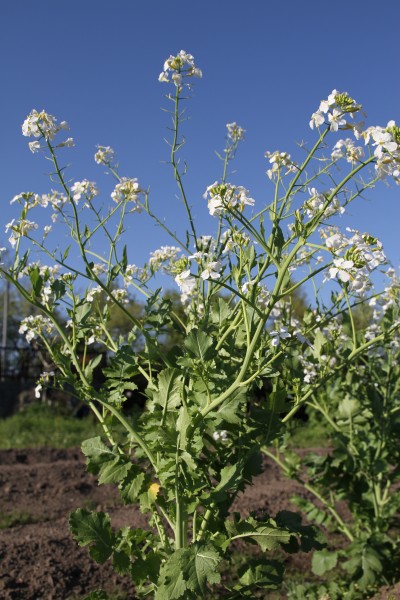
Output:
[{"left": 1, "top": 0, "right": 399, "bottom": 296}]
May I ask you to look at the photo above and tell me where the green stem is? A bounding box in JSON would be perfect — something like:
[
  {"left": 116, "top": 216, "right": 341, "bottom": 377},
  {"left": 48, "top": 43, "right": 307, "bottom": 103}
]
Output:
[{"left": 262, "top": 448, "right": 354, "bottom": 542}]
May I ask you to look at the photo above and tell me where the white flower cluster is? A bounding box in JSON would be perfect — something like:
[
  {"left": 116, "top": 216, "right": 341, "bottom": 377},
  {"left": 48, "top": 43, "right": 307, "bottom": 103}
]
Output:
[
  {"left": 265, "top": 151, "right": 298, "bottom": 180},
  {"left": 300, "top": 353, "right": 338, "bottom": 384},
  {"left": 71, "top": 180, "right": 99, "bottom": 204},
  {"left": 196, "top": 236, "right": 216, "bottom": 253},
  {"left": 226, "top": 122, "right": 245, "bottom": 142},
  {"left": 302, "top": 187, "right": 345, "bottom": 219},
  {"left": 158, "top": 50, "right": 202, "bottom": 86},
  {"left": 5, "top": 218, "right": 38, "bottom": 247},
  {"left": 331, "top": 138, "right": 364, "bottom": 164},
  {"left": 22, "top": 109, "right": 69, "bottom": 142},
  {"left": 111, "top": 178, "right": 141, "bottom": 208},
  {"left": 19, "top": 263, "right": 60, "bottom": 282},
  {"left": 19, "top": 315, "right": 54, "bottom": 343},
  {"left": 212, "top": 430, "right": 228, "bottom": 442},
  {"left": 322, "top": 227, "right": 386, "bottom": 294},
  {"left": 220, "top": 229, "right": 251, "bottom": 253},
  {"left": 204, "top": 182, "right": 254, "bottom": 216},
  {"left": 360, "top": 122, "right": 400, "bottom": 183},
  {"left": 94, "top": 145, "right": 115, "bottom": 165},
  {"left": 310, "top": 89, "right": 361, "bottom": 132},
  {"left": 149, "top": 246, "right": 181, "bottom": 272}
]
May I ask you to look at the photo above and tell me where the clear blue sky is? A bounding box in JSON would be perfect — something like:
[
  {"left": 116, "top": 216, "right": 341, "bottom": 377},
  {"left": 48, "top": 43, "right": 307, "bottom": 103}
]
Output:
[{"left": 1, "top": 0, "right": 399, "bottom": 291}]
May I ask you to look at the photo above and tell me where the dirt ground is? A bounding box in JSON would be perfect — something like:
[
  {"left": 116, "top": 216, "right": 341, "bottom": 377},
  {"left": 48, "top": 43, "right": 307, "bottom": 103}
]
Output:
[{"left": 0, "top": 448, "right": 399, "bottom": 600}]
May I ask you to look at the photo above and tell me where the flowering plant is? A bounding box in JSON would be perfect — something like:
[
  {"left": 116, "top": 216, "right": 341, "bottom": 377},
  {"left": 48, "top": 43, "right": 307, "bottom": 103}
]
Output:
[{"left": 2, "top": 51, "right": 399, "bottom": 598}]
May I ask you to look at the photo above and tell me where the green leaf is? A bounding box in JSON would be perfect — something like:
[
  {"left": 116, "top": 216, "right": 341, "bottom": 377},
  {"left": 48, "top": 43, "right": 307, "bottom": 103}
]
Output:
[
  {"left": 103, "top": 345, "right": 139, "bottom": 380},
  {"left": 69, "top": 509, "right": 115, "bottom": 563},
  {"left": 29, "top": 267, "right": 43, "bottom": 297},
  {"left": 313, "top": 329, "right": 327, "bottom": 358},
  {"left": 98, "top": 457, "right": 131, "bottom": 485},
  {"left": 152, "top": 368, "right": 183, "bottom": 411},
  {"left": 210, "top": 298, "right": 231, "bottom": 328},
  {"left": 184, "top": 329, "right": 215, "bottom": 361},
  {"left": 214, "top": 462, "right": 244, "bottom": 500},
  {"left": 212, "top": 388, "right": 247, "bottom": 425},
  {"left": 312, "top": 549, "right": 338, "bottom": 576},
  {"left": 155, "top": 550, "right": 187, "bottom": 599},
  {"left": 84, "top": 354, "right": 104, "bottom": 384},
  {"left": 51, "top": 278, "right": 66, "bottom": 301},
  {"left": 185, "top": 543, "right": 221, "bottom": 593},
  {"left": 81, "top": 437, "right": 131, "bottom": 484},
  {"left": 225, "top": 514, "right": 291, "bottom": 551},
  {"left": 75, "top": 302, "right": 92, "bottom": 324},
  {"left": 81, "top": 437, "right": 116, "bottom": 470},
  {"left": 119, "top": 467, "right": 146, "bottom": 503},
  {"left": 338, "top": 397, "right": 361, "bottom": 419},
  {"left": 238, "top": 559, "right": 284, "bottom": 589},
  {"left": 155, "top": 543, "right": 221, "bottom": 599}
]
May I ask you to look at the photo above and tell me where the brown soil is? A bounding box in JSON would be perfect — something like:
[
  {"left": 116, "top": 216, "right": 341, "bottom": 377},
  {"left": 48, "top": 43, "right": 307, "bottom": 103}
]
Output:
[{"left": 0, "top": 448, "right": 398, "bottom": 600}]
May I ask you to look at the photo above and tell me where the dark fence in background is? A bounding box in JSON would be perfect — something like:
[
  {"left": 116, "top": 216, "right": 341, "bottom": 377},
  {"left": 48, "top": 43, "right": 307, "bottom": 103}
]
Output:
[
  {"left": 0, "top": 346, "right": 43, "bottom": 382},
  {"left": 0, "top": 346, "right": 48, "bottom": 417}
]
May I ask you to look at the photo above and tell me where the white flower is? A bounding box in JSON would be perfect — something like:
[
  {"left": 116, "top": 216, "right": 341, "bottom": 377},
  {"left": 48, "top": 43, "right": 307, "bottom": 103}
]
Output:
[
  {"left": 86, "top": 286, "right": 102, "bottom": 302},
  {"left": 94, "top": 145, "right": 115, "bottom": 165},
  {"left": 29, "top": 141, "right": 41, "bottom": 153},
  {"left": 325, "top": 232, "right": 349, "bottom": 251},
  {"left": 5, "top": 218, "right": 38, "bottom": 247},
  {"left": 265, "top": 150, "right": 298, "bottom": 180},
  {"left": 200, "top": 261, "right": 222, "bottom": 281},
  {"left": 111, "top": 177, "right": 141, "bottom": 207},
  {"left": 71, "top": 180, "right": 99, "bottom": 203},
  {"left": 159, "top": 50, "right": 202, "bottom": 86},
  {"left": 309, "top": 111, "right": 325, "bottom": 129},
  {"left": 331, "top": 138, "right": 364, "bottom": 163},
  {"left": 58, "top": 137, "right": 75, "bottom": 148},
  {"left": 175, "top": 270, "right": 196, "bottom": 295},
  {"left": 149, "top": 246, "right": 181, "bottom": 271},
  {"left": 204, "top": 182, "right": 254, "bottom": 216},
  {"left": 22, "top": 109, "right": 65, "bottom": 141},
  {"left": 270, "top": 327, "right": 291, "bottom": 347},
  {"left": 34, "top": 384, "right": 42, "bottom": 399},
  {"left": 329, "top": 258, "right": 354, "bottom": 283},
  {"left": 208, "top": 195, "right": 224, "bottom": 216},
  {"left": 212, "top": 430, "right": 228, "bottom": 442},
  {"left": 328, "top": 109, "right": 346, "bottom": 132},
  {"left": 371, "top": 129, "right": 397, "bottom": 158},
  {"left": 319, "top": 90, "right": 338, "bottom": 113},
  {"left": 226, "top": 122, "right": 245, "bottom": 141}
]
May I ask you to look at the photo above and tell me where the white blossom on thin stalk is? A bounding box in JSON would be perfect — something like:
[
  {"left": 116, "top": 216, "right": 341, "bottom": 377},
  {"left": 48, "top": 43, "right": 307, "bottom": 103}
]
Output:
[
  {"left": 71, "top": 180, "right": 99, "bottom": 203},
  {"left": 5, "top": 219, "right": 38, "bottom": 247},
  {"left": 19, "top": 315, "right": 54, "bottom": 343},
  {"left": 203, "top": 182, "right": 254, "bottom": 216},
  {"left": 226, "top": 122, "right": 245, "bottom": 141},
  {"left": 111, "top": 178, "right": 141, "bottom": 209},
  {"left": 22, "top": 109, "right": 68, "bottom": 142},
  {"left": 149, "top": 246, "right": 181, "bottom": 273},
  {"left": 309, "top": 90, "right": 362, "bottom": 132},
  {"left": 94, "top": 145, "right": 115, "bottom": 165},
  {"left": 265, "top": 151, "right": 298, "bottom": 180},
  {"left": 158, "top": 50, "right": 202, "bottom": 85}
]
